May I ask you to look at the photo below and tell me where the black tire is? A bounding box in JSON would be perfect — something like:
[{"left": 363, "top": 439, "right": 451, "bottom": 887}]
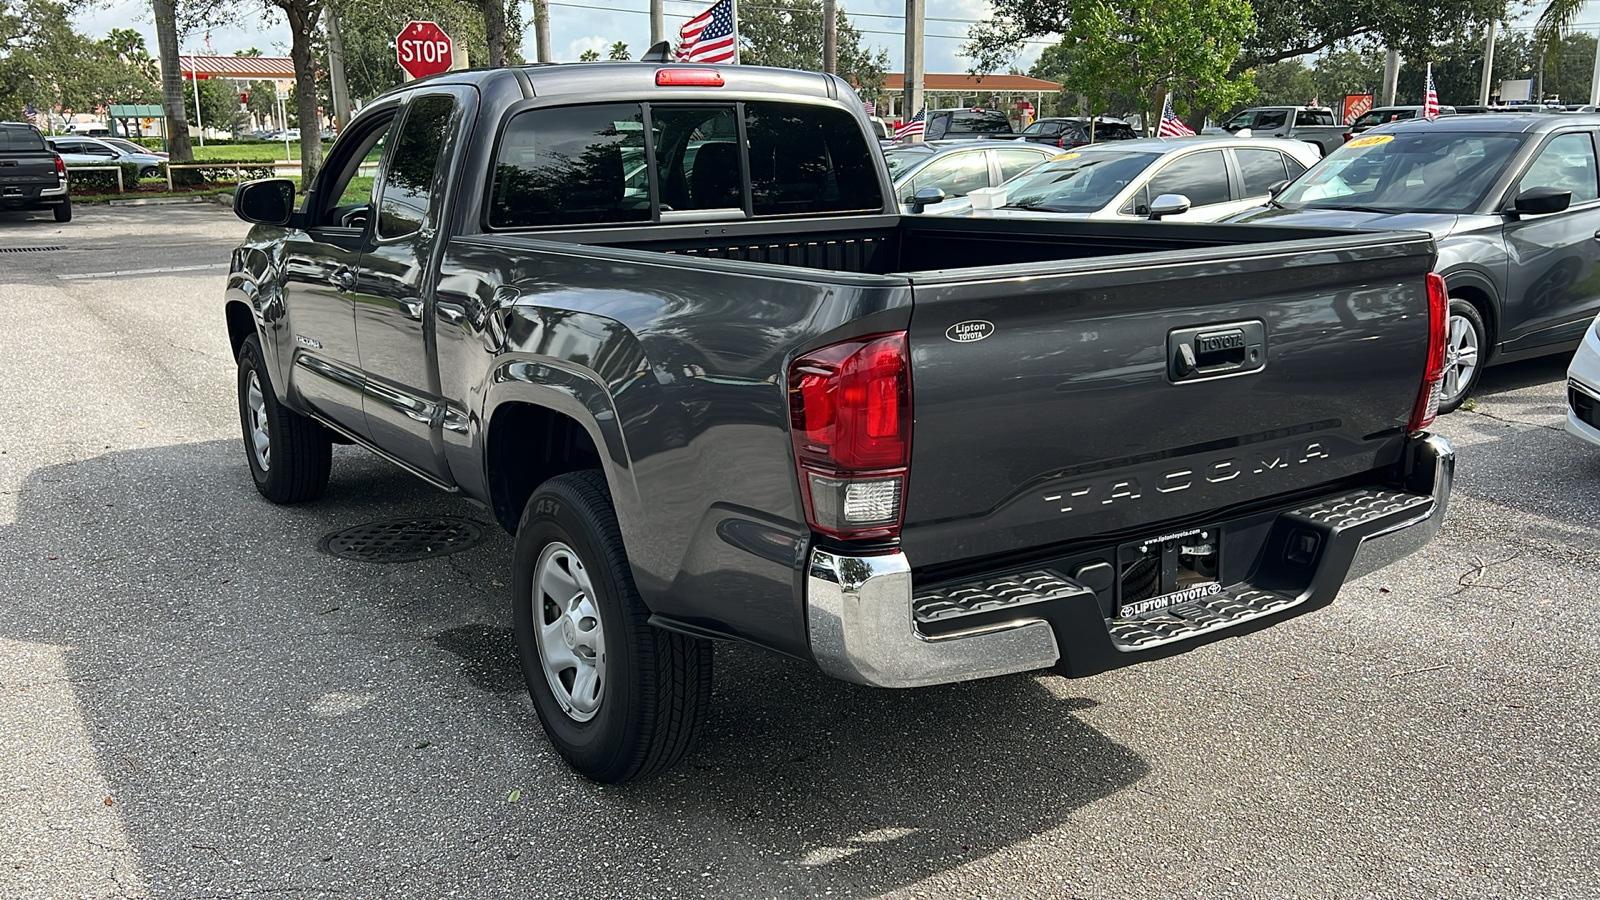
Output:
[
  {"left": 139, "top": 167, "right": 157, "bottom": 179},
  {"left": 236, "top": 334, "right": 331, "bottom": 503},
  {"left": 512, "top": 470, "right": 712, "bottom": 783},
  {"left": 53, "top": 199, "right": 71, "bottom": 223},
  {"left": 1437, "top": 299, "right": 1487, "bottom": 414}
]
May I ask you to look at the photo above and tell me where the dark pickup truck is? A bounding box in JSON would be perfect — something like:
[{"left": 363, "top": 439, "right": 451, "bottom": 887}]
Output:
[
  {"left": 225, "top": 62, "right": 1455, "bottom": 782},
  {"left": 0, "top": 122, "right": 71, "bottom": 222}
]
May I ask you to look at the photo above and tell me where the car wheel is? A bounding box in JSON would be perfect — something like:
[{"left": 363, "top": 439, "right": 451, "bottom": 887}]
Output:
[
  {"left": 236, "top": 334, "right": 331, "bottom": 503},
  {"left": 1437, "top": 299, "right": 1486, "bottom": 414},
  {"left": 512, "top": 470, "right": 712, "bottom": 783},
  {"left": 53, "top": 199, "right": 71, "bottom": 223},
  {"left": 139, "top": 167, "right": 157, "bottom": 179}
]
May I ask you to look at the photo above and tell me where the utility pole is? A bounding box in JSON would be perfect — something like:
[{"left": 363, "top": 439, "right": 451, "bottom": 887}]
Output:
[
  {"left": 533, "top": 0, "right": 551, "bottom": 62},
  {"left": 651, "top": 0, "right": 664, "bottom": 46},
  {"left": 1591, "top": 28, "right": 1600, "bottom": 105},
  {"left": 1383, "top": 49, "right": 1400, "bottom": 106},
  {"left": 1538, "top": 54, "right": 1546, "bottom": 102},
  {"left": 823, "top": 0, "right": 837, "bottom": 75},
  {"left": 1479, "top": 21, "right": 1498, "bottom": 107},
  {"left": 903, "top": 0, "right": 924, "bottom": 140},
  {"left": 325, "top": 7, "right": 352, "bottom": 131}
]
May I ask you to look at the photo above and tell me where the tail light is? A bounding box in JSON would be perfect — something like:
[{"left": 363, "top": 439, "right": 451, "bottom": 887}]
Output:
[
  {"left": 656, "top": 68, "right": 724, "bottom": 87},
  {"left": 54, "top": 155, "right": 66, "bottom": 177},
  {"left": 788, "top": 332, "right": 911, "bottom": 540},
  {"left": 1342, "top": 132, "right": 1354, "bottom": 142},
  {"left": 1409, "top": 273, "right": 1449, "bottom": 432},
  {"left": 1057, "top": 137, "right": 1064, "bottom": 148}
]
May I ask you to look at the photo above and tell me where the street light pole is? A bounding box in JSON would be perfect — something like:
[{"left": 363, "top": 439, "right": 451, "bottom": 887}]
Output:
[
  {"left": 903, "top": 0, "right": 924, "bottom": 141},
  {"left": 189, "top": 54, "right": 205, "bottom": 147}
]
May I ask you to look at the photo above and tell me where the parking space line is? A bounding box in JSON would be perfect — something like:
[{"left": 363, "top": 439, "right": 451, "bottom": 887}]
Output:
[{"left": 57, "top": 263, "right": 229, "bottom": 280}]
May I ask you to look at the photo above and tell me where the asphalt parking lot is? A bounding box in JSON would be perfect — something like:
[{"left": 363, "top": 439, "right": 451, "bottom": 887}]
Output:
[{"left": 2, "top": 203, "right": 1597, "bottom": 899}]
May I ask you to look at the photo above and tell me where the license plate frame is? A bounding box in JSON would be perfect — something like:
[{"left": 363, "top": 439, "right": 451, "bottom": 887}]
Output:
[{"left": 1114, "top": 525, "right": 1224, "bottom": 619}]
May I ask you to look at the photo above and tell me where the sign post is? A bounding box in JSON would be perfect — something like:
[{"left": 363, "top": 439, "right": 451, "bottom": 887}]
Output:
[
  {"left": 396, "top": 21, "right": 454, "bottom": 81},
  {"left": 276, "top": 88, "right": 291, "bottom": 161}
]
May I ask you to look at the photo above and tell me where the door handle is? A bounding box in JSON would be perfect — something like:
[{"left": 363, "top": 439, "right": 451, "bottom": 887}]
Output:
[{"left": 331, "top": 266, "right": 356, "bottom": 292}]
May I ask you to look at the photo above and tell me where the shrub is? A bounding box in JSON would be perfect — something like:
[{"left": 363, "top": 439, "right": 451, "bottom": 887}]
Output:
[
  {"left": 168, "top": 159, "right": 278, "bottom": 187},
  {"left": 66, "top": 161, "right": 141, "bottom": 192}
]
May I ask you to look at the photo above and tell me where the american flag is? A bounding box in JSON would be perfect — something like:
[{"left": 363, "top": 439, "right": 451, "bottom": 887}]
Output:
[
  {"left": 862, "top": 100, "right": 874, "bottom": 115},
  {"left": 22, "top": 103, "right": 39, "bottom": 126},
  {"left": 1158, "top": 93, "right": 1195, "bottom": 137},
  {"left": 894, "top": 107, "right": 925, "bottom": 140},
  {"left": 677, "top": 0, "right": 738, "bottom": 64},
  {"left": 1423, "top": 65, "right": 1440, "bottom": 120}
]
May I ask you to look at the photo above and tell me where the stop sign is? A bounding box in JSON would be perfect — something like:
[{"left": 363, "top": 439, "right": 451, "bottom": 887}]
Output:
[{"left": 397, "top": 21, "right": 453, "bottom": 79}]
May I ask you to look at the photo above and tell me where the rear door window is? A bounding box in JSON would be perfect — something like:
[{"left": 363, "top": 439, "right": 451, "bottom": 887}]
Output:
[
  {"left": 489, "top": 103, "right": 651, "bottom": 229},
  {"left": 377, "top": 94, "right": 458, "bottom": 239},
  {"left": 1253, "top": 110, "right": 1288, "bottom": 131},
  {"left": 1235, "top": 148, "right": 1290, "bottom": 195},
  {"left": 1144, "top": 150, "right": 1232, "bottom": 207},
  {"left": 995, "top": 148, "right": 1049, "bottom": 181},
  {"left": 944, "top": 111, "right": 1012, "bottom": 134},
  {"left": 906, "top": 150, "right": 989, "bottom": 201}
]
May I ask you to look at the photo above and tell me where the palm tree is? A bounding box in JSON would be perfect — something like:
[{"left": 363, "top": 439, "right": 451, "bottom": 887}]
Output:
[{"left": 1533, "top": 0, "right": 1589, "bottom": 76}]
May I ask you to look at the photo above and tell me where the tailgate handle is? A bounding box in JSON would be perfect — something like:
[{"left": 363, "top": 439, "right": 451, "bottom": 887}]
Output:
[{"left": 1168, "top": 321, "right": 1265, "bottom": 383}]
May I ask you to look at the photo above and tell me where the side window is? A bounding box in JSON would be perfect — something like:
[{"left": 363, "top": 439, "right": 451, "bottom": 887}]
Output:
[
  {"left": 745, "top": 101, "right": 883, "bottom": 215},
  {"left": 1144, "top": 150, "right": 1231, "bottom": 207},
  {"left": 1235, "top": 148, "right": 1289, "bottom": 195},
  {"left": 1254, "top": 110, "right": 1288, "bottom": 131},
  {"left": 908, "top": 151, "right": 988, "bottom": 201},
  {"left": 996, "top": 149, "right": 1047, "bottom": 182},
  {"left": 1284, "top": 154, "right": 1308, "bottom": 179},
  {"left": 489, "top": 103, "right": 650, "bottom": 229},
  {"left": 925, "top": 114, "right": 947, "bottom": 140},
  {"left": 651, "top": 106, "right": 740, "bottom": 211},
  {"left": 1518, "top": 132, "right": 1599, "bottom": 204},
  {"left": 336, "top": 131, "right": 388, "bottom": 208},
  {"left": 377, "top": 94, "right": 457, "bottom": 239}
]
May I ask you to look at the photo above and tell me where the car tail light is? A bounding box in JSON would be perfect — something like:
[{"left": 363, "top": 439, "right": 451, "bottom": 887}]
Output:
[
  {"left": 1409, "top": 273, "right": 1449, "bottom": 432},
  {"left": 54, "top": 155, "right": 66, "bottom": 177},
  {"left": 1343, "top": 132, "right": 1353, "bottom": 142},
  {"left": 788, "top": 333, "right": 911, "bottom": 540},
  {"left": 1057, "top": 137, "right": 1064, "bottom": 148},
  {"left": 656, "top": 68, "right": 724, "bottom": 87}
]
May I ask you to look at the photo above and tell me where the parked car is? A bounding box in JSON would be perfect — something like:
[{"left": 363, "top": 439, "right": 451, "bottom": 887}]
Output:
[
  {"left": 0, "top": 121, "right": 70, "bottom": 221},
  {"left": 885, "top": 140, "right": 1057, "bottom": 213},
  {"left": 65, "top": 121, "right": 110, "bottom": 137},
  {"left": 47, "top": 135, "right": 167, "bottom": 179},
  {"left": 866, "top": 115, "right": 891, "bottom": 140},
  {"left": 911, "top": 107, "right": 1014, "bottom": 141},
  {"left": 99, "top": 137, "right": 167, "bottom": 159},
  {"left": 1231, "top": 113, "right": 1600, "bottom": 411},
  {"left": 1211, "top": 106, "right": 1348, "bottom": 153},
  {"left": 226, "top": 62, "right": 1453, "bottom": 783},
  {"left": 1568, "top": 313, "right": 1600, "bottom": 446},
  {"left": 1018, "top": 116, "right": 1138, "bottom": 149},
  {"left": 1347, "top": 105, "right": 1459, "bottom": 136},
  {"left": 930, "top": 135, "right": 1318, "bottom": 221}
]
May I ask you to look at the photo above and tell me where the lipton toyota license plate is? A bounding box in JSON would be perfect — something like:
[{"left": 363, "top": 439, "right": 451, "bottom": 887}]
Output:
[{"left": 1115, "top": 526, "right": 1225, "bottom": 619}]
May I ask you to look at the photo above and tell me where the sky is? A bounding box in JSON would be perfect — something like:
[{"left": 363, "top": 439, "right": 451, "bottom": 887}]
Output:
[{"left": 72, "top": 0, "right": 1051, "bottom": 78}]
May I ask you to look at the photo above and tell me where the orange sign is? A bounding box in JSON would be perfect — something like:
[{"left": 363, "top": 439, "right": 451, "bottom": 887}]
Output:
[{"left": 1343, "top": 94, "right": 1373, "bottom": 125}]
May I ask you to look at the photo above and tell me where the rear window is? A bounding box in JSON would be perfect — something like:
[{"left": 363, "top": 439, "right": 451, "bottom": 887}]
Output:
[
  {"left": 944, "top": 111, "right": 1012, "bottom": 134},
  {"left": 489, "top": 100, "right": 882, "bottom": 228},
  {"left": 0, "top": 124, "right": 47, "bottom": 152}
]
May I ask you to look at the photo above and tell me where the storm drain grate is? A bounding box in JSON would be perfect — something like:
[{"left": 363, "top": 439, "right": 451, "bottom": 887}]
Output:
[
  {"left": 319, "top": 517, "right": 484, "bottom": 563},
  {"left": 0, "top": 246, "right": 66, "bottom": 253}
]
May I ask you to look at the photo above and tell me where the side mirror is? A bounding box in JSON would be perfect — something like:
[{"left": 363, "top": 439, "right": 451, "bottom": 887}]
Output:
[
  {"left": 1512, "top": 186, "right": 1572, "bottom": 215},
  {"left": 234, "top": 178, "right": 297, "bottom": 226},
  {"left": 909, "top": 186, "right": 947, "bottom": 214},
  {"left": 1235, "top": 127, "right": 1254, "bottom": 138},
  {"left": 1147, "top": 193, "right": 1191, "bottom": 220},
  {"left": 1268, "top": 180, "right": 1290, "bottom": 198}
]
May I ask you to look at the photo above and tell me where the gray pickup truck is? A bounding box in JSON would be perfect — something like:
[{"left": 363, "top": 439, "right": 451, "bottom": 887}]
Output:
[
  {"left": 0, "top": 122, "right": 71, "bottom": 222},
  {"left": 1214, "top": 106, "right": 1347, "bottom": 155},
  {"left": 225, "top": 62, "right": 1454, "bottom": 782}
]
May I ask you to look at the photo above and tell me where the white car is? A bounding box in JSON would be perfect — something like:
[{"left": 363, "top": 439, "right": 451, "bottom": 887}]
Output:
[
  {"left": 1567, "top": 315, "right": 1600, "bottom": 446},
  {"left": 930, "top": 135, "right": 1322, "bottom": 222}
]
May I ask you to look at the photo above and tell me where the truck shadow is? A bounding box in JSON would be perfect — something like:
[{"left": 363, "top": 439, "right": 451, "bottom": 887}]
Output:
[{"left": 1, "top": 441, "right": 1146, "bottom": 898}]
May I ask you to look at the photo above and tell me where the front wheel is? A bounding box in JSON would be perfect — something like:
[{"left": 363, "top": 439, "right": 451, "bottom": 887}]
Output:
[
  {"left": 236, "top": 334, "right": 331, "bottom": 503},
  {"left": 1437, "top": 299, "right": 1486, "bottom": 414},
  {"left": 139, "top": 167, "right": 157, "bottom": 179},
  {"left": 512, "top": 470, "right": 712, "bottom": 783}
]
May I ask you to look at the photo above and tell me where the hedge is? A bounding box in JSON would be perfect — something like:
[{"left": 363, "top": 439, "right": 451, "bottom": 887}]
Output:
[
  {"left": 66, "top": 161, "right": 142, "bottom": 192},
  {"left": 168, "top": 159, "right": 278, "bottom": 187}
]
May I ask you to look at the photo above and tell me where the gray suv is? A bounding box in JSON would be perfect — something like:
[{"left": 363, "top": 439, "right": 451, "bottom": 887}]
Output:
[{"left": 1232, "top": 113, "right": 1600, "bottom": 411}]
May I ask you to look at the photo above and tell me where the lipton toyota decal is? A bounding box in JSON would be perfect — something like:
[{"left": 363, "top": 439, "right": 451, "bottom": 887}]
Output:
[{"left": 946, "top": 320, "right": 994, "bottom": 343}]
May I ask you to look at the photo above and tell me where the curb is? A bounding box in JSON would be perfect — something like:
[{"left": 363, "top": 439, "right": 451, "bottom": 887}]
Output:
[{"left": 107, "top": 196, "right": 216, "bottom": 207}]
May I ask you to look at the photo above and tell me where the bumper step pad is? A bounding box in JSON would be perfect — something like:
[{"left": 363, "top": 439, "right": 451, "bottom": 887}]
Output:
[
  {"left": 912, "top": 569, "right": 1092, "bottom": 624},
  {"left": 1282, "top": 488, "right": 1432, "bottom": 530},
  {"left": 1107, "top": 586, "right": 1297, "bottom": 649}
]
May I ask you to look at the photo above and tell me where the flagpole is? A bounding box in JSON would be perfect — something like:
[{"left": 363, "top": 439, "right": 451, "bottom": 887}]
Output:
[{"left": 730, "top": 0, "right": 740, "bottom": 64}]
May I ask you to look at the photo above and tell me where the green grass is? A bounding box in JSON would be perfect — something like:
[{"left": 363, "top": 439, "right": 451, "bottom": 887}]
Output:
[{"left": 192, "top": 142, "right": 333, "bottom": 162}]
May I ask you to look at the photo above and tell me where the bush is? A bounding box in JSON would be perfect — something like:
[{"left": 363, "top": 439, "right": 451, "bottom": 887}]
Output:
[
  {"left": 168, "top": 159, "right": 278, "bottom": 187},
  {"left": 66, "top": 161, "right": 141, "bottom": 192}
]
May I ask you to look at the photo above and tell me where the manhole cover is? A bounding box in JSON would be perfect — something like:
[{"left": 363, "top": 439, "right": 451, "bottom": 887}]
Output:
[
  {"left": 0, "top": 246, "right": 66, "bottom": 253},
  {"left": 320, "top": 517, "right": 484, "bottom": 563}
]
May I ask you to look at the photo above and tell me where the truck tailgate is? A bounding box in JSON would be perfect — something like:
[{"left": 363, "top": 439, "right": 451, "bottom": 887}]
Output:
[
  {"left": 0, "top": 155, "right": 57, "bottom": 189},
  {"left": 899, "top": 230, "right": 1437, "bottom": 565}
]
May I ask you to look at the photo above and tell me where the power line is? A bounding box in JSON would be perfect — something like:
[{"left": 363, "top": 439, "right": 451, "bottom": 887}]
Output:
[{"left": 546, "top": 1, "right": 1061, "bottom": 45}]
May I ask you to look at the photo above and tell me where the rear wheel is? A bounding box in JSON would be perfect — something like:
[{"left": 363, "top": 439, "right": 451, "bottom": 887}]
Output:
[
  {"left": 52, "top": 199, "right": 71, "bottom": 223},
  {"left": 236, "top": 334, "right": 331, "bottom": 503},
  {"left": 1438, "top": 299, "right": 1486, "bottom": 414},
  {"left": 139, "top": 166, "right": 157, "bottom": 179},
  {"left": 512, "top": 470, "right": 712, "bottom": 783}
]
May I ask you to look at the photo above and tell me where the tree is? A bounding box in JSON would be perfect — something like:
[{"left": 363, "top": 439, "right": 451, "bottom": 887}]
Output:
[
  {"left": 151, "top": 0, "right": 195, "bottom": 161},
  {"left": 608, "top": 41, "right": 629, "bottom": 61},
  {"left": 736, "top": 0, "right": 889, "bottom": 99},
  {"left": 968, "top": 0, "right": 1505, "bottom": 79},
  {"left": 266, "top": 0, "right": 325, "bottom": 180},
  {"left": 185, "top": 75, "right": 247, "bottom": 136},
  {"left": 0, "top": 2, "right": 159, "bottom": 128},
  {"left": 1027, "top": 40, "right": 1139, "bottom": 116},
  {"left": 579, "top": 48, "right": 600, "bottom": 62},
  {"left": 464, "top": 0, "right": 509, "bottom": 67},
  {"left": 329, "top": 0, "right": 500, "bottom": 102},
  {"left": 1251, "top": 58, "right": 1317, "bottom": 107},
  {"left": 1050, "top": 0, "right": 1256, "bottom": 134}
]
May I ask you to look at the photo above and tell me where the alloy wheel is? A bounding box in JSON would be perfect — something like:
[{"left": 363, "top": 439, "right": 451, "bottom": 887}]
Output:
[{"left": 1441, "top": 312, "right": 1481, "bottom": 407}]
